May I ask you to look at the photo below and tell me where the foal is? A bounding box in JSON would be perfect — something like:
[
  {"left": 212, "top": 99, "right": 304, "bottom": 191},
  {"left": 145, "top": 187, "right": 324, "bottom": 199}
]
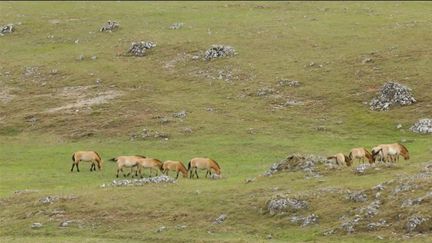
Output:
[
  {"left": 372, "top": 143, "right": 409, "bottom": 163},
  {"left": 110, "top": 155, "right": 146, "bottom": 178},
  {"left": 162, "top": 160, "right": 188, "bottom": 179},
  {"left": 137, "top": 158, "right": 164, "bottom": 177},
  {"left": 349, "top": 148, "right": 373, "bottom": 165},
  {"left": 327, "top": 153, "right": 352, "bottom": 166}
]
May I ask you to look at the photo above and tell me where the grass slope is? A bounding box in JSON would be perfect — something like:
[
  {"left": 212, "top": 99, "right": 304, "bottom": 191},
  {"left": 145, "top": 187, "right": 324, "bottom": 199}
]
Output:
[{"left": 0, "top": 1, "right": 432, "bottom": 242}]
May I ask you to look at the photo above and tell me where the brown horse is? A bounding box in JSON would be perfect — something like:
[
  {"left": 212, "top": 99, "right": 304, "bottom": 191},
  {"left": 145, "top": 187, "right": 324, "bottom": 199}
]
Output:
[
  {"left": 109, "top": 155, "right": 147, "bottom": 178},
  {"left": 71, "top": 151, "right": 103, "bottom": 172},
  {"left": 349, "top": 148, "right": 373, "bottom": 165},
  {"left": 137, "top": 158, "right": 163, "bottom": 177},
  {"left": 188, "top": 157, "right": 221, "bottom": 179},
  {"left": 372, "top": 143, "right": 409, "bottom": 163},
  {"left": 162, "top": 160, "right": 188, "bottom": 179},
  {"left": 327, "top": 153, "right": 352, "bottom": 166}
]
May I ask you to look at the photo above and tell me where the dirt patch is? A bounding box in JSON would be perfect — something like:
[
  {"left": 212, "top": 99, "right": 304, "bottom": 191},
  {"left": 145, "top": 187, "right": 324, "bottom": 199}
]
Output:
[
  {"left": 45, "top": 86, "right": 123, "bottom": 113},
  {"left": 0, "top": 86, "right": 15, "bottom": 103}
]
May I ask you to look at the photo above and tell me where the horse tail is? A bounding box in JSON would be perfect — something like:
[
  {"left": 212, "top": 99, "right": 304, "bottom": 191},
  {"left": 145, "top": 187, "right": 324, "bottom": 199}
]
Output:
[
  {"left": 72, "top": 153, "right": 75, "bottom": 162},
  {"left": 187, "top": 161, "right": 191, "bottom": 171},
  {"left": 348, "top": 152, "right": 352, "bottom": 160},
  {"left": 327, "top": 156, "right": 336, "bottom": 160},
  {"left": 109, "top": 157, "right": 117, "bottom": 162},
  {"left": 364, "top": 148, "right": 373, "bottom": 163}
]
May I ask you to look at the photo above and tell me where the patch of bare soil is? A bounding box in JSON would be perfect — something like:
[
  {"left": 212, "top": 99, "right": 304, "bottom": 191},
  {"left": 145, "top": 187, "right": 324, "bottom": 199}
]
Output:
[{"left": 44, "top": 86, "right": 123, "bottom": 113}]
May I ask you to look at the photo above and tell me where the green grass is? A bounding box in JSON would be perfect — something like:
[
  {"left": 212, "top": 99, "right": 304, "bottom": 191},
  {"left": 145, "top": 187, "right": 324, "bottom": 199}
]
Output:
[{"left": 1, "top": 1, "right": 432, "bottom": 242}]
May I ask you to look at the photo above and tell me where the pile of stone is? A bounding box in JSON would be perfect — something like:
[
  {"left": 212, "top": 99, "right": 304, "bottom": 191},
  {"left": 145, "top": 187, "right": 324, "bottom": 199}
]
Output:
[
  {"left": 410, "top": 118, "right": 432, "bottom": 134},
  {"left": 204, "top": 44, "right": 236, "bottom": 60},
  {"left": 266, "top": 195, "right": 309, "bottom": 215},
  {"left": 169, "top": 22, "right": 184, "bottom": 30},
  {"left": 263, "top": 154, "right": 325, "bottom": 177},
  {"left": 0, "top": 24, "right": 14, "bottom": 36},
  {"left": 101, "top": 175, "right": 176, "bottom": 187},
  {"left": 277, "top": 79, "right": 300, "bottom": 87},
  {"left": 130, "top": 128, "right": 169, "bottom": 141},
  {"left": 127, "top": 41, "right": 156, "bottom": 56},
  {"left": 100, "top": 20, "right": 119, "bottom": 32},
  {"left": 290, "top": 214, "right": 319, "bottom": 227},
  {"left": 369, "top": 81, "right": 416, "bottom": 111}
]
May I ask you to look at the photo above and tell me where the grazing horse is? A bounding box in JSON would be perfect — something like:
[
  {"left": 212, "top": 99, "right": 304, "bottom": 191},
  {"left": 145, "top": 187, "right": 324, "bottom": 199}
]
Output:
[
  {"left": 188, "top": 157, "right": 221, "bottom": 179},
  {"left": 162, "top": 160, "right": 188, "bottom": 179},
  {"left": 110, "top": 155, "right": 147, "bottom": 178},
  {"left": 349, "top": 148, "right": 373, "bottom": 165},
  {"left": 137, "top": 158, "right": 163, "bottom": 177},
  {"left": 327, "top": 153, "right": 352, "bottom": 166},
  {"left": 372, "top": 143, "right": 409, "bottom": 163},
  {"left": 71, "top": 151, "right": 103, "bottom": 172}
]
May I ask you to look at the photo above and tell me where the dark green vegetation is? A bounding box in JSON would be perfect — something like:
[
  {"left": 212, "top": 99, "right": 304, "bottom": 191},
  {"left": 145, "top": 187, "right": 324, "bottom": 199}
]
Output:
[{"left": 0, "top": 2, "right": 431, "bottom": 242}]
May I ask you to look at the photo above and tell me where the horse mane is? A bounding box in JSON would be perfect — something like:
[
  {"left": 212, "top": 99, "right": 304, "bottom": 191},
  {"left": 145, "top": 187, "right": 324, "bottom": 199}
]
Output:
[
  {"left": 93, "top": 151, "right": 102, "bottom": 161},
  {"left": 179, "top": 161, "right": 188, "bottom": 172},
  {"left": 398, "top": 143, "right": 409, "bottom": 153},
  {"left": 210, "top": 159, "right": 221, "bottom": 170},
  {"left": 135, "top": 155, "right": 147, "bottom": 158},
  {"left": 364, "top": 148, "right": 373, "bottom": 161},
  {"left": 344, "top": 155, "right": 351, "bottom": 162}
]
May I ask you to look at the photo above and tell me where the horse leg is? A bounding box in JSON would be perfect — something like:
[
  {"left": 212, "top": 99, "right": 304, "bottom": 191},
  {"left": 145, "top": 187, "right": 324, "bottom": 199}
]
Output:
[
  {"left": 189, "top": 169, "right": 193, "bottom": 179},
  {"left": 205, "top": 170, "right": 209, "bottom": 178},
  {"left": 121, "top": 168, "right": 126, "bottom": 177},
  {"left": 195, "top": 169, "right": 199, "bottom": 179},
  {"left": 71, "top": 163, "right": 75, "bottom": 172},
  {"left": 76, "top": 163, "right": 80, "bottom": 172},
  {"left": 116, "top": 169, "right": 120, "bottom": 178},
  {"left": 176, "top": 171, "right": 179, "bottom": 179}
]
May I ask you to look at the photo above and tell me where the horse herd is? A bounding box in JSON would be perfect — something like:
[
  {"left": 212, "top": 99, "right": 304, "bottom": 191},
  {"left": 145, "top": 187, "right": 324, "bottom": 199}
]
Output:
[
  {"left": 71, "top": 151, "right": 221, "bottom": 179},
  {"left": 327, "top": 142, "right": 410, "bottom": 166}
]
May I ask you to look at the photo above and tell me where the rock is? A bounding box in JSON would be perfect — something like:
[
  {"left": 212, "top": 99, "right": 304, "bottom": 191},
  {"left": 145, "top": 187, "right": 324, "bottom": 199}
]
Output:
[
  {"left": 362, "top": 57, "right": 373, "bottom": 64},
  {"left": 354, "top": 164, "right": 371, "bottom": 175},
  {"left": 405, "top": 215, "right": 429, "bottom": 233},
  {"left": 209, "top": 174, "right": 222, "bottom": 180},
  {"left": 130, "top": 128, "right": 169, "bottom": 141},
  {"left": 266, "top": 234, "right": 273, "bottom": 239},
  {"left": 213, "top": 214, "right": 227, "bottom": 224},
  {"left": 59, "top": 220, "right": 74, "bottom": 227},
  {"left": 173, "top": 110, "right": 187, "bottom": 118},
  {"left": 347, "top": 191, "right": 368, "bottom": 202},
  {"left": 367, "top": 219, "right": 388, "bottom": 231},
  {"left": 156, "top": 226, "right": 166, "bottom": 233},
  {"left": 360, "top": 200, "right": 381, "bottom": 217},
  {"left": 267, "top": 196, "right": 309, "bottom": 215},
  {"left": 302, "top": 214, "right": 319, "bottom": 226},
  {"left": 393, "top": 183, "right": 417, "bottom": 195},
  {"left": 263, "top": 154, "right": 325, "bottom": 177},
  {"left": 105, "top": 175, "right": 176, "bottom": 187},
  {"left": 100, "top": 20, "right": 119, "bottom": 32},
  {"left": 396, "top": 124, "right": 402, "bottom": 129},
  {"left": 78, "top": 54, "right": 84, "bottom": 61},
  {"left": 277, "top": 79, "right": 300, "bottom": 87},
  {"left": 369, "top": 81, "right": 416, "bottom": 111},
  {"left": 410, "top": 118, "right": 432, "bottom": 134},
  {"left": 127, "top": 41, "right": 156, "bottom": 56},
  {"left": 372, "top": 184, "right": 385, "bottom": 191},
  {"left": 341, "top": 215, "right": 362, "bottom": 234},
  {"left": 204, "top": 44, "right": 236, "bottom": 60},
  {"left": 0, "top": 24, "right": 15, "bottom": 35},
  {"left": 91, "top": 56, "right": 97, "bottom": 60},
  {"left": 256, "top": 87, "right": 276, "bottom": 96},
  {"left": 31, "top": 223, "right": 43, "bottom": 228},
  {"left": 169, "top": 22, "right": 184, "bottom": 29},
  {"left": 245, "top": 177, "right": 256, "bottom": 183},
  {"left": 181, "top": 127, "right": 193, "bottom": 134},
  {"left": 40, "top": 196, "right": 58, "bottom": 204}
]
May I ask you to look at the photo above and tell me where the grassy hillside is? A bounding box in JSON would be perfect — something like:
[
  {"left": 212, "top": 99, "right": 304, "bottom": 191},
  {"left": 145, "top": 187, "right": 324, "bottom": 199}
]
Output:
[{"left": 1, "top": 2, "right": 431, "bottom": 242}]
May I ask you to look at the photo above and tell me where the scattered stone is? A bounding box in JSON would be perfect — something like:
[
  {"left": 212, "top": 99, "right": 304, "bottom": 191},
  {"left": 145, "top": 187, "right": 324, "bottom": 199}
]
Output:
[
  {"left": 266, "top": 196, "right": 309, "bottom": 215},
  {"left": 245, "top": 177, "right": 256, "bottom": 183},
  {"left": 31, "top": 223, "right": 43, "bottom": 228},
  {"left": 23, "top": 66, "right": 40, "bottom": 77},
  {"left": 396, "top": 124, "right": 402, "bottom": 129},
  {"left": 266, "top": 234, "right": 273, "bottom": 239},
  {"left": 156, "top": 226, "right": 167, "bottom": 233},
  {"left": 103, "top": 175, "right": 176, "bottom": 187},
  {"left": 209, "top": 174, "right": 222, "bottom": 180},
  {"left": 181, "top": 127, "right": 193, "bottom": 134},
  {"left": 410, "top": 118, "right": 432, "bottom": 134},
  {"left": 40, "top": 196, "right": 58, "bottom": 204},
  {"left": 100, "top": 20, "right": 119, "bottom": 32},
  {"left": 347, "top": 191, "right": 368, "bottom": 202},
  {"left": 341, "top": 215, "right": 362, "bottom": 234},
  {"left": 169, "top": 22, "right": 184, "bottom": 30},
  {"left": 14, "top": 189, "right": 39, "bottom": 194},
  {"left": 372, "top": 184, "right": 385, "bottom": 191},
  {"left": 173, "top": 110, "right": 187, "bottom": 118},
  {"left": 127, "top": 41, "right": 156, "bottom": 56},
  {"left": 393, "top": 182, "right": 417, "bottom": 195},
  {"left": 323, "top": 228, "right": 336, "bottom": 236},
  {"left": 91, "top": 56, "right": 97, "bottom": 60},
  {"left": 360, "top": 200, "right": 381, "bottom": 217},
  {"left": 256, "top": 87, "right": 276, "bottom": 96},
  {"left": 354, "top": 164, "right": 371, "bottom": 175},
  {"left": 206, "top": 107, "right": 214, "bottom": 112},
  {"left": 0, "top": 24, "right": 15, "bottom": 36},
  {"left": 204, "top": 44, "right": 236, "bottom": 60},
  {"left": 367, "top": 219, "right": 388, "bottom": 231},
  {"left": 302, "top": 214, "right": 319, "bottom": 227},
  {"left": 369, "top": 81, "right": 416, "bottom": 111},
  {"left": 263, "top": 154, "right": 325, "bottom": 177},
  {"left": 362, "top": 57, "right": 373, "bottom": 64},
  {"left": 59, "top": 220, "right": 74, "bottom": 227},
  {"left": 130, "top": 128, "right": 169, "bottom": 140},
  {"left": 213, "top": 214, "right": 227, "bottom": 224},
  {"left": 277, "top": 79, "right": 300, "bottom": 87},
  {"left": 78, "top": 54, "right": 84, "bottom": 61},
  {"left": 422, "top": 163, "right": 432, "bottom": 172},
  {"left": 405, "top": 215, "right": 429, "bottom": 233}
]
